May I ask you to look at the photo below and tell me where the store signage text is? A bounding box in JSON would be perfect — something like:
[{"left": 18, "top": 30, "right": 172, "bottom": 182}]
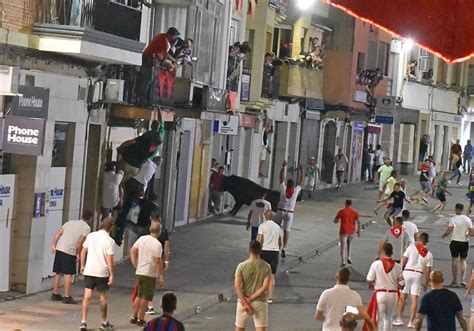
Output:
[
  {"left": 0, "top": 185, "right": 11, "bottom": 198},
  {"left": 7, "top": 125, "right": 40, "bottom": 145},
  {"left": 2, "top": 117, "right": 46, "bottom": 156}
]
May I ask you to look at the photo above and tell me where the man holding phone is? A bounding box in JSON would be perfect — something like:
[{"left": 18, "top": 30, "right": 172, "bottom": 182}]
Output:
[{"left": 316, "top": 267, "right": 363, "bottom": 331}]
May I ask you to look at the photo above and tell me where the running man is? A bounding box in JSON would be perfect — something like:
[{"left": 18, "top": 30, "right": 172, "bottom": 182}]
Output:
[
  {"left": 442, "top": 203, "right": 473, "bottom": 287},
  {"left": 257, "top": 210, "right": 282, "bottom": 304},
  {"left": 273, "top": 160, "right": 304, "bottom": 258},
  {"left": 80, "top": 218, "right": 115, "bottom": 331},
  {"left": 394, "top": 232, "right": 433, "bottom": 328},
  {"left": 418, "top": 159, "right": 432, "bottom": 202},
  {"left": 378, "top": 216, "right": 411, "bottom": 263},
  {"left": 374, "top": 170, "right": 398, "bottom": 215},
  {"left": 376, "top": 158, "right": 393, "bottom": 200},
  {"left": 377, "top": 183, "right": 411, "bottom": 226},
  {"left": 366, "top": 243, "right": 403, "bottom": 331},
  {"left": 432, "top": 171, "right": 451, "bottom": 214},
  {"left": 401, "top": 210, "right": 419, "bottom": 246},
  {"left": 333, "top": 199, "right": 361, "bottom": 267}
]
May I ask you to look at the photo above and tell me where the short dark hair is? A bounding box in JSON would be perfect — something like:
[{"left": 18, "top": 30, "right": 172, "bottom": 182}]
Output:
[
  {"left": 455, "top": 203, "right": 464, "bottom": 210},
  {"left": 218, "top": 166, "right": 225, "bottom": 171},
  {"left": 390, "top": 170, "right": 398, "bottom": 177},
  {"left": 166, "top": 27, "right": 180, "bottom": 36},
  {"left": 185, "top": 38, "right": 194, "bottom": 44},
  {"left": 287, "top": 179, "right": 295, "bottom": 187},
  {"left": 82, "top": 210, "right": 94, "bottom": 221},
  {"left": 394, "top": 216, "right": 404, "bottom": 225},
  {"left": 383, "top": 242, "right": 393, "bottom": 256},
  {"left": 150, "top": 208, "right": 162, "bottom": 221},
  {"left": 345, "top": 199, "right": 352, "bottom": 206},
  {"left": 338, "top": 267, "right": 351, "bottom": 284},
  {"left": 150, "top": 120, "right": 159, "bottom": 130},
  {"left": 402, "top": 210, "right": 410, "bottom": 218},
  {"left": 104, "top": 162, "right": 115, "bottom": 172},
  {"left": 419, "top": 232, "right": 429, "bottom": 244},
  {"left": 249, "top": 240, "right": 262, "bottom": 255},
  {"left": 162, "top": 292, "right": 178, "bottom": 313}
]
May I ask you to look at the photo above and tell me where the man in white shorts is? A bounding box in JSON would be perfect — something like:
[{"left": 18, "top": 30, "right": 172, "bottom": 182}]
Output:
[
  {"left": 273, "top": 160, "right": 304, "bottom": 259},
  {"left": 394, "top": 232, "right": 433, "bottom": 328}
]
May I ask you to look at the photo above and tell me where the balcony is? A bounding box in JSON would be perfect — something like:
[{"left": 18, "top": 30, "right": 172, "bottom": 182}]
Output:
[
  {"left": 402, "top": 81, "right": 460, "bottom": 114},
  {"left": 261, "top": 64, "right": 323, "bottom": 100},
  {"left": 32, "top": 0, "right": 145, "bottom": 65}
]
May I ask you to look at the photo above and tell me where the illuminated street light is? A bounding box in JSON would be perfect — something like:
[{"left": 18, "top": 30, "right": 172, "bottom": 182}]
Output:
[
  {"left": 404, "top": 38, "right": 415, "bottom": 52},
  {"left": 297, "top": 0, "right": 317, "bottom": 10}
]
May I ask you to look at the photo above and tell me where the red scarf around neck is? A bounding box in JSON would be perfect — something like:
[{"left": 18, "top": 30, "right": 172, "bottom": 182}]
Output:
[
  {"left": 415, "top": 243, "right": 429, "bottom": 257},
  {"left": 390, "top": 224, "right": 403, "bottom": 238},
  {"left": 381, "top": 257, "right": 395, "bottom": 273},
  {"left": 286, "top": 186, "right": 295, "bottom": 199}
]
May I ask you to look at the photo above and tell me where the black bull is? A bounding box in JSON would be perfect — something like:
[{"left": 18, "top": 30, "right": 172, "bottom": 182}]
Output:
[{"left": 221, "top": 175, "right": 280, "bottom": 215}]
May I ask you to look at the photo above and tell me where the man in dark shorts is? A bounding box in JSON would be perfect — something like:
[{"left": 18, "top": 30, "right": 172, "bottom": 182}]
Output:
[
  {"left": 144, "top": 292, "right": 185, "bottom": 331},
  {"left": 50, "top": 210, "right": 92, "bottom": 304},
  {"left": 257, "top": 210, "right": 282, "bottom": 303},
  {"left": 80, "top": 218, "right": 115, "bottom": 331},
  {"left": 442, "top": 203, "right": 473, "bottom": 287},
  {"left": 432, "top": 171, "right": 450, "bottom": 214}
]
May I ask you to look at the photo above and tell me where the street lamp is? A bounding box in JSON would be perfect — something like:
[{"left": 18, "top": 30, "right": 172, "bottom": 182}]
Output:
[
  {"left": 297, "top": 0, "right": 317, "bottom": 10},
  {"left": 404, "top": 38, "right": 415, "bottom": 52}
]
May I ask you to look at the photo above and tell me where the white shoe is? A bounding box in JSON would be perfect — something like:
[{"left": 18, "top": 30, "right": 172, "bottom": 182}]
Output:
[
  {"left": 407, "top": 321, "right": 416, "bottom": 328},
  {"left": 392, "top": 318, "right": 404, "bottom": 326}
]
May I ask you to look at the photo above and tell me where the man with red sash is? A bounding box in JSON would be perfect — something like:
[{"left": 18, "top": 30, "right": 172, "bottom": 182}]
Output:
[
  {"left": 273, "top": 160, "right": 304, "bottom": 259},
  {"left": 365, "top": 243, "right": 403, "bottom": 331},
  {"left": 394, "top": 233, "right": 433, "bottom": 328},
  {"left": 378, "top": 216, "right": 411, "bottom": 263}
]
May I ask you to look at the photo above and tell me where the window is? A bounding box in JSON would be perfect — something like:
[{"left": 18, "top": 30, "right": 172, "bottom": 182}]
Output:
[
  {"left": 377, "top": 42, "right": 389, "bottom": 75},
  {"left": 356, "top": 52, "right": 366, "bottom": 73},
  {"left": 52, "top": 123, "right": 69, "bottom": 167},
  {"left": 367, "top": 41, "right": 378, "bottom": 70}
]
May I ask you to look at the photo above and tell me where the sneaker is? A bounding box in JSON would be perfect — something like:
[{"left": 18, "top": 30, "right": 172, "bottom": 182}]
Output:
[
  {"left": 130, "top": 317, "right": 138, "bottom": 325},
  {"left": 449, "top": 281, "right": 458, "bottom": 288},
  {"left": 267, "top": 299, "right": 273, "bottom": 304},
  {"left": 422, "top": 197, "right": 428, "bottom": 203},
  {"left": 136, "top": 319, "right": 147, "bottom": 327},
  {"left": 79, "top": 322, "right": 87, "bottom": 331},
  {"left": 392, "top": 318, "right": 404, "bottom": 326},
  {"left": 62, "top": 296, "right": 77, "bottom": 304},
  {"left": 448, "top": 180, "right": 452, "bottom": 183},
  {"left": 51, "top": 293, "right": 63, "bottom": 301},
  {"left": 100, "top": 321, "right": 114, "bottom": 330},
  {"left": 347, "top": 258, "right": 352, "bottom": 265},
  {"left": 145, "top": 306, "right": 156, "bottom": 315},
  {"left": 461, "top": 281, "right": 467, "bottom": 287},
  {"left": 407, "top": 321, "right": 416, "bottom": 328},
  {"left": 281, "top": 249, "right": 286, "bottom": 259},
  {"left": 340, "top": 262, "right": 346, "bottom": 267}
]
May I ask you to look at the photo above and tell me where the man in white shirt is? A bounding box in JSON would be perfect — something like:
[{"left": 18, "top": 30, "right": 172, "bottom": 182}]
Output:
[
  {"left": 273, "top": 160, "right": 304, "bottom": 258},
  {"left": 247, "top": 192, "right": 272, "bottom": 241},
  {"left": 394, "top": 233, "right": 433, "bottom": 328},
  {"left": 442, "top": 203, "right": 473, "bottom": 287},
  {"left": 334, "top": 149, "right": 349, "bottom": 189},
  {"left": 101, "top": 162, "right": 124, "bottom": 219},
  {"left": 80, "top": 218, "right": 116, "bottom": 331},
  {"left": 366, "top": 243, "right": 403, "bottom": 331},
  {"left": 401, "top": 210, "right": 419, "bottom": 245},
  {"left": 316, "top": 267, "right": 363, "bottom": 331},
  {"left": 130, "top": 222, "right": 164, "bottom": 326},
  {"left": 115, "top": 158, "right": 158, "bottom": 246},
  {"left": 257, "top": 210, "right": 282, "bottom": 303},
  {"left": 50, "top": 210, "right": 92, "bottom": 304}
]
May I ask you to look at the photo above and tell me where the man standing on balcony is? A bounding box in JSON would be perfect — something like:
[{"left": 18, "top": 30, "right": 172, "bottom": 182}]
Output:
[
  {"left": 138, "top": 27, "right": 180, "bottom": 105},
  {"left": 226, "top": 45, "right": 241, "bottom": 114}
]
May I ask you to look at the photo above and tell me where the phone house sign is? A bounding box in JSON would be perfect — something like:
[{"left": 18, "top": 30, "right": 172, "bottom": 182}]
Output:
[{"left": 2, "top": 117, "right": 46, "bottom": 156}]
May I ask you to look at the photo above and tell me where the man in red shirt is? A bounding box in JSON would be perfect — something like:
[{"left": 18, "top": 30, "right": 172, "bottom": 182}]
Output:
[
  {"left": 138, "top": 27, "right": 180, "bottom": 104},
  {"left": 334, "top": 199, "right": 361, "bottom": 267},
  {"left": 208, "top": 166, "right": 225, "bottom": 214}
]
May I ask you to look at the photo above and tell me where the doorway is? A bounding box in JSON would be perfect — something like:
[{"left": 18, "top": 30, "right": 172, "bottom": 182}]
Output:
[
  {"left": 321, "top": 121, "right": 337, "bottom": 183},
  {"left": 82, "top": 124, "right": 102, "bottom": 219},
  {"left": 174, "top": 130, "right": 193, "bottom": 227}
]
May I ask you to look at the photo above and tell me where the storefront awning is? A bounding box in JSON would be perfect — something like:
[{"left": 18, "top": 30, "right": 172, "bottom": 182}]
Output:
[
  {"left": 367, "top": 123, "right": 381, "bottom": 134},
  {"left": 325, "top": 0, "right": 474, "bottom": 63}
]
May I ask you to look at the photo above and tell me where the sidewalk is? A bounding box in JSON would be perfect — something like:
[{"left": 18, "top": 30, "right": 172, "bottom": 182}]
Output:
[{"left": 0, "top": 174, "right": 470, "bottom": 330}]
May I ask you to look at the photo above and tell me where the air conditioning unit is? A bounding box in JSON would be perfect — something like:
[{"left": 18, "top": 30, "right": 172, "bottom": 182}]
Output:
[
  {"left": 193, "top": 85, "right": 227, "bottom": 112},
  {"left": 419, "top": 57, "right": 430, "bottom": 71},
  {"left": 87, "top": 81, "right": 104, "bottom": 103},
  {"left": 0, "top": 66, "right": 20, "bottom": 95},
  {"left": 104, "top": 79, "right": 124, "bottom": 103}
]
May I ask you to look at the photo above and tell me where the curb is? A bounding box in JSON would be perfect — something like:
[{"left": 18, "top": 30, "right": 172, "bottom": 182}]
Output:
[{"left": 176, "top": 218, "right": 373, "bottom": 321}]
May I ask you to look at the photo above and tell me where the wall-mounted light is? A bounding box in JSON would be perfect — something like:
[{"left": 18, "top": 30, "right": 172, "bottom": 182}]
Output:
[
  {"left": 297, "top": 0, "right": 316, "bottom": 10},
  {"left": 404, "top": 38, "right": 415, "bottom": 52}
]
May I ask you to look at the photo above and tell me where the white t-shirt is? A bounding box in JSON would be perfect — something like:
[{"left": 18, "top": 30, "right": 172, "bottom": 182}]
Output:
[
  {"left": 133, "top": 235, "right": 163, "bottom": 278},
  {"left": 278, "top": 183, "right": 301, "bottom": 211},
  {"left": 56, "top": 220, "right": 91, "bottom": 256},
  {"left": 367, "top": 260, "right": 402, "bottom": 290},
  {"left": 403, "top": 244, "right": 433, "bottom": 272},
  {"left": 133, "top": 159, "right": 157, "bottom": 189},
  {"left": 249, "top": 199, "right": 272, "bottom": 227},
  {"left": 403, "top": 221, "right": 419, "bottom": 245},
  {"left": 316, "top": 284, "right": 363, "bottom": 331},
  {"left": 449, "top": 215, "right": 472, "bottom": 242},
  {"left": 82, "top": 230, "right": 115, "bottom": 277},
  {"left": 374, "top": 150, "right": 384, "bottom": 166},
  {"left": 258, "top": 220, "right": 281, "bottom": 251},
  {"left": 102, "top": 170, "right": 124, "bottom": 209}
]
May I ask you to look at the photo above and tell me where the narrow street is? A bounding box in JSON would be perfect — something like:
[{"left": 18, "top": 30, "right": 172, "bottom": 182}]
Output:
[{"left": 1, "top": 176, "right": 473, "bottom": 330}]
